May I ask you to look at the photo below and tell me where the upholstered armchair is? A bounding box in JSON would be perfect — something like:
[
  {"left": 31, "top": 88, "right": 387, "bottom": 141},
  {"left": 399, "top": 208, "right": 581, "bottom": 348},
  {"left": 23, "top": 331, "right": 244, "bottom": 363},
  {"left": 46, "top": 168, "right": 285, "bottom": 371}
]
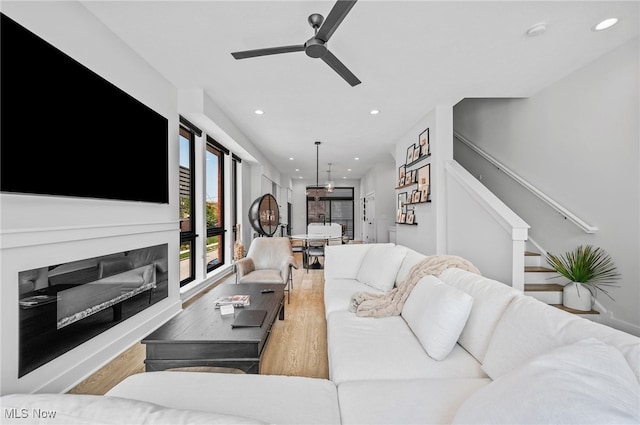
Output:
[{"left": 235, "top": 237, "right": 298, "bottom": 303}]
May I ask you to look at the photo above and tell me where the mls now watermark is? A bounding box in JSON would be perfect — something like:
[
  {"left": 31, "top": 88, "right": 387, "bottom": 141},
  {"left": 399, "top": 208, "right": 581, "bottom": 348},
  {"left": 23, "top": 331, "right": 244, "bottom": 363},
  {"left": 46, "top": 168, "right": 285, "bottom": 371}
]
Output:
[{"left": 4, "top": 408, "right": 57, "bottom": 420}]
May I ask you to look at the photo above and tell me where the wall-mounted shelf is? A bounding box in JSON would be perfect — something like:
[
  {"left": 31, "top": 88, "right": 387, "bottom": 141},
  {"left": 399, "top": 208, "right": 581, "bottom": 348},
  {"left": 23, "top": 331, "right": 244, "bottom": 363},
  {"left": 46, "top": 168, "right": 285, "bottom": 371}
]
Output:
[
  {"left": 405, "top": 153, "right": 431, "bottom": 168},
  {"left": 396, "top": 129, "right": 431, "bottom": 227},
  {"left": 395, "top": 182, "right": 417, "bottom": 190}
]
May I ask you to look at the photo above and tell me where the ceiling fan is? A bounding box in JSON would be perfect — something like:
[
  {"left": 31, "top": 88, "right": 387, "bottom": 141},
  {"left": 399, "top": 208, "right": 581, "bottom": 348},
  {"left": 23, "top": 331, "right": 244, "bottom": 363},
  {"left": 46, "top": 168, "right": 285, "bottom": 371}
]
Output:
[{"left": 231, "top": 0, "right": 361, "bottom": 87}]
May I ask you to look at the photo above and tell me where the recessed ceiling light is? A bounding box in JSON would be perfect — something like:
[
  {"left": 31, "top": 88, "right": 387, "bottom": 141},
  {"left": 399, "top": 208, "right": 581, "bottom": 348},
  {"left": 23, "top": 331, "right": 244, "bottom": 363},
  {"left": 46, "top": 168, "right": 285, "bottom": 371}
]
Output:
[
  {"left": 370, "top": 109, "right": 380, "bottom": 115},
  {"left": 594, "top": 18, "right": 619, "bottom": 31},
  {"left": 343, "top": 176, "right": 347, "bottom": 179},
  {"left": 299, "top": 176, "right": 303, "bottom": 179},
  {"left": 354, "top": 157, "right": 359, "bottom": 161},
  {"left": 295, "top": 168, "right": 300, "bottom": 172},
  {"left": 254, "top": 109, "right": 264, "bottom": 115},
  {"left": 347, "top": 168, "right": 352, "bottom": 172},
  {"left": 526, "top": 23, "right": 547, "bottom": 37},
  {"left": 289, "top": 157, "right": 294, "bottom": 160}
]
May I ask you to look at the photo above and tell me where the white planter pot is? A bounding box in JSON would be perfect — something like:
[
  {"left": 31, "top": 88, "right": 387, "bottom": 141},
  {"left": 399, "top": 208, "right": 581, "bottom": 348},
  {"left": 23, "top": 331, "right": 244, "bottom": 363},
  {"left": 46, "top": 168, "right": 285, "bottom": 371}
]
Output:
[{"left": 563, "top": 282, "right": 593, "bottom": 311}]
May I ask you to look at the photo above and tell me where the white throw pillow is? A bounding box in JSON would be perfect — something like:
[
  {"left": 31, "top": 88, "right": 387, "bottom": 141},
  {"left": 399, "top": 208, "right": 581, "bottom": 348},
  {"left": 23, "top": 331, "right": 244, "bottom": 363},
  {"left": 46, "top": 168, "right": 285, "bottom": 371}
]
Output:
[
  {"left": 452, "top": 338, "right": 640, "bottom": 424},
  {"left": 401, "top": 275, "right": 473, "bottom": 361},
  {"left": 356, "top": 245, "right": 407, "bottom": 291}
]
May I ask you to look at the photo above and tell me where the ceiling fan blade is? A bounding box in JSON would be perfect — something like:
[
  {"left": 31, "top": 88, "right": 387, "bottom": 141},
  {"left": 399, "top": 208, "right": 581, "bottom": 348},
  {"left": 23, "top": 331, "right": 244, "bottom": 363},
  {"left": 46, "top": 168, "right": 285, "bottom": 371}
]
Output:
[
  {"left": 231, "top": 45, "right": 304, "bottom": 60},
  {"left": 315, "top": 0, "right": 357, "bottom": 42},
  {"left": 321, "top": 50, "right": 361, "bottom": 86}
]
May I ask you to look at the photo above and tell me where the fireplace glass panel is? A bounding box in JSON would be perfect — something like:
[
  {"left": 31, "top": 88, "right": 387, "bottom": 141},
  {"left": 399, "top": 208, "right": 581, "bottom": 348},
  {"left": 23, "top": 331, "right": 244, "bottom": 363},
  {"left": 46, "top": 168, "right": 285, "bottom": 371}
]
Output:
[{"left": 18, "top": 244, "right": 169, "bottom": 377}]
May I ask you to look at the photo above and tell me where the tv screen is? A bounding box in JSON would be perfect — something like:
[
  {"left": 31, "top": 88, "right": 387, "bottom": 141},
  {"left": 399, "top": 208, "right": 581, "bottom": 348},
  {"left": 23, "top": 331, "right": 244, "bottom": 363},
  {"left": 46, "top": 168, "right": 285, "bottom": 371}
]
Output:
[{"left": 0, "top": 13, "right": 169, "bottom": 204}]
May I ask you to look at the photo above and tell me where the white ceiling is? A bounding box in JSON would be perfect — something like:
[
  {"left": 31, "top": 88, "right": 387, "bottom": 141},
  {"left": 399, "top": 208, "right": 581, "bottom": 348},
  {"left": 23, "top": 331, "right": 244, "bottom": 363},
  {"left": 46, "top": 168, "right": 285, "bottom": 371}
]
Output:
[{"left": 81, "top": 1, "right": 639, "bottom": 180}]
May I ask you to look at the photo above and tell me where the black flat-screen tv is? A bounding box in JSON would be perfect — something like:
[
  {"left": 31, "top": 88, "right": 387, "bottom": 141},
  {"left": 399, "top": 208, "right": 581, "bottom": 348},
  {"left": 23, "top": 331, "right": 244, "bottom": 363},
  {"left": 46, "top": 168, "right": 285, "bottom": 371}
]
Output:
[{"left": 0, "top": 13, "right": 169, "bottom": 204}]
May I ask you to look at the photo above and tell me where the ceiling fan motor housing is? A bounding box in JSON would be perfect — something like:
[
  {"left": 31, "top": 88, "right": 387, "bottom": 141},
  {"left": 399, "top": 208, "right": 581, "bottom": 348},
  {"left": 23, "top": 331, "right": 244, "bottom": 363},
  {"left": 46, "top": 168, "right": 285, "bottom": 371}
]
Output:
[{"left": 305, "top": 38, "right": 327, "bottom": 58}]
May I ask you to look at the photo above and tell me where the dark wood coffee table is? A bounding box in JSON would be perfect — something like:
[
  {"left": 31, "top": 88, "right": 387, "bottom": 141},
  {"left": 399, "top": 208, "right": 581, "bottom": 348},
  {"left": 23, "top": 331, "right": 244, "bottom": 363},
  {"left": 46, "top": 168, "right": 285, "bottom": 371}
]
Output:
[{"left": 143, "top": 283, "right": 285, "bottom": 374}]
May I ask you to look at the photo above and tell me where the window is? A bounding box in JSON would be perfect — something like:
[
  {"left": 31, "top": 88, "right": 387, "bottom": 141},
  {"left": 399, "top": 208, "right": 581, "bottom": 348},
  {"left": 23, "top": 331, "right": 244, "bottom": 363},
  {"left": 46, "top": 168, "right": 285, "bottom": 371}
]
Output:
[
  {"left": 179, "top": 125, "right": 196, "bottom": 286},
  {"left": 178, "top": 117, "right": 232, "bottom": 284},
  {"left": 205, "top": 140, "right": 225, "bottom": 273},
  {"left": 230, "top": 154, "right": 241, "bottom": 254},
  {"left": 306, "top": 187, "right": 354, "bottom": 240}
]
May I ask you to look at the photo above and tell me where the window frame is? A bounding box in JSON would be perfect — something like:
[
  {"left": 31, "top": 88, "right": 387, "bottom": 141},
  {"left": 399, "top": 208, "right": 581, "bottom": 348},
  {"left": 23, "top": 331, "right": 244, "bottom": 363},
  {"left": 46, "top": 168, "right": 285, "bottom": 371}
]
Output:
[
  {"left": 205, "top": 138, "right": 226, "bottom": 273},
  {"left": 179, "top": 125, "right": 196, "bottom": 286},
  {"left": 306, "top": 187, "right": 355, "bottom": 240}
]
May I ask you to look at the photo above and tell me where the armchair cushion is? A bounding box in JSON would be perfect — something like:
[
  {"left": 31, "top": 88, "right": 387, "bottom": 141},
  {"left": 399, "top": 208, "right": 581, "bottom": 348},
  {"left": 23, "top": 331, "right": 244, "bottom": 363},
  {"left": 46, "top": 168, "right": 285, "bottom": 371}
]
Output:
[
  {"left": 236, "top": 258, "right": 256, "bottom": 281},
  {"left": 238, "top": 270, "right": 283, "bottom": 285}
]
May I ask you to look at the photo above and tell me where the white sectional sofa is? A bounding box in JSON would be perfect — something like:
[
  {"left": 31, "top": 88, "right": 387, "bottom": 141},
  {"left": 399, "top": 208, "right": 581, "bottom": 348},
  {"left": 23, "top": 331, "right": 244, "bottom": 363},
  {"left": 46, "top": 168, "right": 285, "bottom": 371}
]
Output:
[
  {"left": 323, "top": 243, "right": 640, "bottom": 424},
  {"left": 3, "top": 243, "right": 639, "bottom": 424}
]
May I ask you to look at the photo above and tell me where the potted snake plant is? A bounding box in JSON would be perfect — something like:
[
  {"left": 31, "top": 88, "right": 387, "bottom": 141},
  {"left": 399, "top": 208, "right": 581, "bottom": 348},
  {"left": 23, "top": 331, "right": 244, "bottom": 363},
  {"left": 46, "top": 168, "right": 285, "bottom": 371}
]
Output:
[{"left": 545, "top": 245, "right": 620, "bottom": 311}]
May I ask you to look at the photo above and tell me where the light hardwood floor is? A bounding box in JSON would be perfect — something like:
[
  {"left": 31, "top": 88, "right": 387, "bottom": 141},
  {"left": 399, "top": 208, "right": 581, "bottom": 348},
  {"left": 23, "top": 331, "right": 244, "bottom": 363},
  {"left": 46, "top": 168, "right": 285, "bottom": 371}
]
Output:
[{"left": 68, "top": 257, "right": 327, "bottom": 395}]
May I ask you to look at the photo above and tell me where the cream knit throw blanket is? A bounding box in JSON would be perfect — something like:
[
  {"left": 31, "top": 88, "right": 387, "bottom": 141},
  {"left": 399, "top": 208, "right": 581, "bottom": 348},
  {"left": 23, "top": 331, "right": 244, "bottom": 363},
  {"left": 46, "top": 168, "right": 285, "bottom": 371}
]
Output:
[{"left": 349, "top": 255, "right": 481, "bottom": 318}]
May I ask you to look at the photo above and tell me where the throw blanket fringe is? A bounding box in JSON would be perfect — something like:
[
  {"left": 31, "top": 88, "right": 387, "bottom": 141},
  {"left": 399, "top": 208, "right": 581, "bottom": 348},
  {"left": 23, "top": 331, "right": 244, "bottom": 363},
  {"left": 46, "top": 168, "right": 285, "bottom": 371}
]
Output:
[{"left": 349, "top": 255, "right": 480, "bottom": 317}]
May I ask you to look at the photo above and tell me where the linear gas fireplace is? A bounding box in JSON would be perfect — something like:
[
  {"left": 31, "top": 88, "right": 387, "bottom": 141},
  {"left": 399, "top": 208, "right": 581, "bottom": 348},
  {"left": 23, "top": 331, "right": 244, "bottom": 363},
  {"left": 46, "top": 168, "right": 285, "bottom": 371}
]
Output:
[{"left": 18, "top": 244, "right": 169, "bottom": 377}]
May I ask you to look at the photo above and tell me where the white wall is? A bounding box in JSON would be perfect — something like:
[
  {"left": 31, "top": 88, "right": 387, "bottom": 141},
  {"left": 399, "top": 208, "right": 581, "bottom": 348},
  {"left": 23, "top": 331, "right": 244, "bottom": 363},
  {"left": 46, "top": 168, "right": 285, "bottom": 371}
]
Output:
[
  {"left": 394, "top": 112, "right": 437, "bottom": 253},
  {"left": 0, "top": 2, "right": 181, "bottom": 394},
  {"left": 453, "top": 37, "right": 640, "bottom": 334},
  {"left": 360, "top": 159, "right": 397, "bottom": 243}
]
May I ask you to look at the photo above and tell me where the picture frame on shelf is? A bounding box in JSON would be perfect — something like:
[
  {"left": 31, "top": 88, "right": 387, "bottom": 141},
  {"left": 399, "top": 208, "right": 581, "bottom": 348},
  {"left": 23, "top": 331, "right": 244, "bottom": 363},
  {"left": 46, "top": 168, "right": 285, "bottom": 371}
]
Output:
[
  {"left": 406, "top": 210, "right": 415, "bottom": 224},
  {"left": 412, "top": 190, "right": 421, "bottom": 203},
  {"left": 406, "top": 145, "right": 415, "bottom": 164},
  {"left": 399, "top": 213, "right": 406, "bottom": 223},
  {"left": 398, "top": 165, "right": 406, "bottom": 186},
  {"left": 412, "top": 145, "right": 420, "bottom": 162},
  {"left": 398, "top": 192, "right": 407, "bottom": 210},
  {"left": 397, "top": 209, "right": 403, "bottom": 223},
  {"left": 420, "top": 186, "right": 429, "bottom": 202},
  {"left": 418, "top": 164, "right": 430, "bottom": 189},
  {"left": 419, "top": 128, "right": 430, "bottom": 157}
]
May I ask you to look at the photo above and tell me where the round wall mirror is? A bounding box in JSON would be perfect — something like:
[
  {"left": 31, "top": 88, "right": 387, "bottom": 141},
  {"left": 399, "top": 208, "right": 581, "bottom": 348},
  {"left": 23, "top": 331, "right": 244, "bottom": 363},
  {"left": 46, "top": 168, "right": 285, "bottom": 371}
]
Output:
[{"left": 248, "top": 194, "right": 279, "bottom": 236}]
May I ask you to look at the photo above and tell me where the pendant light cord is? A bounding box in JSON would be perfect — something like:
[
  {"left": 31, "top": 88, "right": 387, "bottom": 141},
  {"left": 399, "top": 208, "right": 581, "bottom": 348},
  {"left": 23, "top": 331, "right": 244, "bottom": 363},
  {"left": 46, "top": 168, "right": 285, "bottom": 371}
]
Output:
[{"left": 315, "top": 141, "right": 321, "bottom": 199}]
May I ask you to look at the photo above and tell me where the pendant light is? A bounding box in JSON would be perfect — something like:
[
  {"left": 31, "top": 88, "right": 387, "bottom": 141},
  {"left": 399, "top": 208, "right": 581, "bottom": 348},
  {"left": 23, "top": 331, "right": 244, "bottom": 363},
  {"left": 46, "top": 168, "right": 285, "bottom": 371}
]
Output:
[{"left": 325, "top": 163, "right": 335, "bottom": 193}]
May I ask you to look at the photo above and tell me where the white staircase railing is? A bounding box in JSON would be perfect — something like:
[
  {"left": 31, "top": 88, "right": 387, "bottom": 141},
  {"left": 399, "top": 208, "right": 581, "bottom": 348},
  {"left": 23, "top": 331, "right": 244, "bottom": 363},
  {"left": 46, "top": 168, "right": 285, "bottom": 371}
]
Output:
[
  {"left": 445, "top": 160, "right": 529, "bottom": 291},
  {"left": 454, "top": 131, "right": 598, "bottom": 234}
]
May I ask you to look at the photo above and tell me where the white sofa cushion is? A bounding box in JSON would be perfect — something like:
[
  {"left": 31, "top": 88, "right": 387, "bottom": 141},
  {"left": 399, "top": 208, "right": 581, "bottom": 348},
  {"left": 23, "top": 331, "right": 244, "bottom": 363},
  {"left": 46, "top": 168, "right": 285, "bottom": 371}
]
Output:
[
  {"left": 106, "top": 372, "right": 341, "bottom": 425},
  {"left": 394, "top": 248, "right": 428, "bottom": 286},
  {"left": 482, "top": 295, "right": 640, "bottom": 381},
  {"left": 439, "top": 268, "right": 520, "bottom": 362},
  {"left": 453, "top": 339, "right": 640, "bottom": 424},
  {"left": 402, "top": 275, "right": 473, "bottom": 360},
  {"left": 324, "top": 244, "right": 389, "bottom": 280},
  {"left": 324, "top": 278, "right": 384, "bottom": 317},
  {"left": 0, "top": 393, "right": 265, "bottom": 424},
  {"left": 356, "top": 245, "right": 407, "bottom": 291},
  {"left": 326, "top": 310, "right": 486, "bottom": 384},
  {"left": 339, "top": 378, "right": 491, "bottom": 425}
]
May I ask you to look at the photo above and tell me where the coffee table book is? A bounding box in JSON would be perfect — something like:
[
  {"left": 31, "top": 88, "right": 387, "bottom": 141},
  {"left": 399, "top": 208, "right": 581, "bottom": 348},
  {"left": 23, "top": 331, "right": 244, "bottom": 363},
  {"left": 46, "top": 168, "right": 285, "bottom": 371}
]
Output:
[
  {"left": 214, "top": 294, "right": 250, "bottom": 308},
  {"left": 232, "top": 309, "right": 267, "bottom": 328}
]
